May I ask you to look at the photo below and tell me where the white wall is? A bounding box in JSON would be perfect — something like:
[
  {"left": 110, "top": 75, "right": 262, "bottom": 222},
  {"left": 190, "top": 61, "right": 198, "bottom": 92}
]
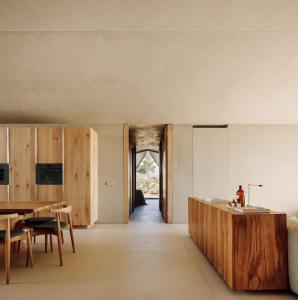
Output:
[
  {"left": 193, "top": 125, "right": 298, "bottom": 216},
  {"left": 229, "top": 125, "right": 298, "bottom": 216},
  {"left": 173, "top": 125, "right": 193, "bottom": 223},
  {"left": 93, "top": 124, "right": 124, "bottom": 224},
  {"left": 193, "top": 128, "right": 229, "bottom": 199}
]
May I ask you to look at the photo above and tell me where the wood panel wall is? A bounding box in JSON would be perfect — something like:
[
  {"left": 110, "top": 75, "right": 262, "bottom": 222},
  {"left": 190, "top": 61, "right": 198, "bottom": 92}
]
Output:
[
  {"left": 0, "top": 128, "right": 8, "bottom": 202},
  {"left": 64, "top": 128, "right": 97, "bottom": 227},
  {"left": 9, "top": 128, "right": 36, "bottom": 202},
  {"left": 161, "top": 124, "right": 173, "bottom": 223},
  {"left": 36, "top": 127, "right": 63, "bottom": 202},
  {"left": 123, "top": 124, "right": 129, "bottom": 224},
  {"left": 90, "top": 128, "right": 98, "bottom": 224},
  {"left": 0, "top": 126, "right": 98, "bottom": 227}
]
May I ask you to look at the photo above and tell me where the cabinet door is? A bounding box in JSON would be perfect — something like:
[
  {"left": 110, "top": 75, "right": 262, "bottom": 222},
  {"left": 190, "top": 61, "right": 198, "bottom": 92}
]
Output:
[
  {"left": 64, "top": 128, "right": 91, "bottom": 226},
  {"left": 0, "top": 128, "right": 8, "bottom": 202},
  {"left": 9, "top": 128, "right": 36, "bottom": 202},
  {"left": 36, "top": 127, "right": 63, "bottom": 202}
]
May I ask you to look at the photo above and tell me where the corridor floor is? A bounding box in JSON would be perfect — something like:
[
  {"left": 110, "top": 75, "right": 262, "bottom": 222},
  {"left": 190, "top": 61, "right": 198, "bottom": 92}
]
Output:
[
  {"left": 130, "top": 199, "right": 163, "bottom": 223},
  {"left": 0, "top": 223, "right": 295, "bottom": 300}
]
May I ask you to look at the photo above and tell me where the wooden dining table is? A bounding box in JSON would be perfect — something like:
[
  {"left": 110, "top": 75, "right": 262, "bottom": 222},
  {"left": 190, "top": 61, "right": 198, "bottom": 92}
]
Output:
[
  {"left": 0, "top": 201, "right": 66, "bottom": 216},
  {"left": 0, "top": 201, "right": 65, "bottom": 258}
]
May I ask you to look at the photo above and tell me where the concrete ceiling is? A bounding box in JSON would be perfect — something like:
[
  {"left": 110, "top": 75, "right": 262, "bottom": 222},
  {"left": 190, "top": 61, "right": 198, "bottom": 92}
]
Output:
[
  {"left": 1, "top": 1, "right": 298, "bottom": 124},
  {"left": 130, "top": 124, "right": 164, "bottom": 152}
]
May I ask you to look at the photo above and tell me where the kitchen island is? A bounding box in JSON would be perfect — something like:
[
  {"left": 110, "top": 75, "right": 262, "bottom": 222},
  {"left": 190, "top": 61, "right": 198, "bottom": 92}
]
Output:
[{"left": 188, "top": 197, "right": 288, "bottom": 290}]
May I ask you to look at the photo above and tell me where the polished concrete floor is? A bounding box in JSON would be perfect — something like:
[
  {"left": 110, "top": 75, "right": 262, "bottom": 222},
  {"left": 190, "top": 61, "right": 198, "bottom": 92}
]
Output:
[
  {"left": 130, "top": 199, "right": 163, "bottom": 223},
  {"left": 0, "top": 223, "right": 296, "bottom": 300}
]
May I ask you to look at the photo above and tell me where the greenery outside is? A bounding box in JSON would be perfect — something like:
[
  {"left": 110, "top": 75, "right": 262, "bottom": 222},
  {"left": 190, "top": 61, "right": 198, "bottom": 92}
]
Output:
[{"left": 136, "top": 151, "right": 159, "bottom": 198}]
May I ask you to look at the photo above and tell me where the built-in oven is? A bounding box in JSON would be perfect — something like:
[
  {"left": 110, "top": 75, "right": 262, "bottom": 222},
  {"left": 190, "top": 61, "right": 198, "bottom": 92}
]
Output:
[
  {"left": 36, "top": 163, "right": 63, "bottom": 185},
  {"left": 0, "top": 163, "right": 9, "bottom": 185}
]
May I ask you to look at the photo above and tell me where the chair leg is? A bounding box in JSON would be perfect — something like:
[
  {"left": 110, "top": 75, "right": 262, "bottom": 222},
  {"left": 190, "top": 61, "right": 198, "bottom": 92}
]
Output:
[
  {"left": 5, "top": 239, "right": 11, "bottom": 284},
  {"left": 61, "top": 230, "right": 64, "bottom": 244},
  {"left": 26, "top": 231, "right": 34, "bottom": 267},
  {"left": 45, "top": 234, "right": 48, "bottom": 253},
  {"left": 69, "top": 228, "right": 75, "bottom": 253},
  {"left": 57, "top": 230, "right": 63, "bottom": 266},
  {"left": 17, "top": 240, "right": 23, "bottom": 253},
  {"left": 50, "top": 234, "right": 53, "bottom": 252}
]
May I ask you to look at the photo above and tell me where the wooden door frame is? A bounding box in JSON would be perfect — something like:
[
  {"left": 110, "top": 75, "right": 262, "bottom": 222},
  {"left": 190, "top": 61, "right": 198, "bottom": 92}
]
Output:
[
  {"left": 123, "top": 124, "right": 129, "bottom": 224},
  {"left": 165, "top": 124, "right": 173, "bottom": 224},
  {"left": 122, "top": 123, "right": 173, "bottom": 224}
]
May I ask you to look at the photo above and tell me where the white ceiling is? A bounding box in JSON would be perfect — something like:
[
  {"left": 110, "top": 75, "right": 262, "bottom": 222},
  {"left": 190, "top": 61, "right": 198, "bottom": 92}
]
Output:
[{"left": 1, "top": 1, "right": 298, "bottom": 124}]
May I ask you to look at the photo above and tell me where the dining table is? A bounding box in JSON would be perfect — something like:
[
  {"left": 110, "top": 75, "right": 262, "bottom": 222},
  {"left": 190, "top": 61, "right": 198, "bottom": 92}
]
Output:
[
  {"left": 0, "top": 201, "right": 66, "bottom": 257},
  {"left": 0, "top": 201, "right": 66, "bottom": 216}
]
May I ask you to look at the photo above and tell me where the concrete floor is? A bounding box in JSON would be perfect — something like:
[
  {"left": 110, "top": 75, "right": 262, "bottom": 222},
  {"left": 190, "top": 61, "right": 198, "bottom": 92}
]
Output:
[
  {"left": 130, "top": 199, "right": 163, "bottom": 223},
  {"left": 0, "top": 223, "right": 296, "bottom": 299}
]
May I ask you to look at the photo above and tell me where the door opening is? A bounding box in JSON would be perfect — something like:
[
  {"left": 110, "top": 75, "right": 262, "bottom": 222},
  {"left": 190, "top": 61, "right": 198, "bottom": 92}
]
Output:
[{"left": 123, "top": 124, "right": 173, "bottom": 224}]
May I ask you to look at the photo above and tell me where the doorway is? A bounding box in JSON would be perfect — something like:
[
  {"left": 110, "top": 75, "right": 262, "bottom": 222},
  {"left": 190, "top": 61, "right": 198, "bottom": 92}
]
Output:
[
  {"left": 123, "top": 124, "right": 173, "bottom": 224},
  {"left": 131, "top": 150, "right": 161, "bottom": 223}
]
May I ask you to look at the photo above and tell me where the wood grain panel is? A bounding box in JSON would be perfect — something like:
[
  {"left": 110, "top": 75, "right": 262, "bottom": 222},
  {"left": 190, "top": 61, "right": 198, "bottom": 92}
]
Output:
[
  {"left": 233, "top": 214, "right": 288, "bottom": 290},
  {"left": 64, "top": 128, "right": 92, "bottom": 226},
  {"left": 36, "top": 127, "right": 62, "bottom": 163},
  {"left": 0, "top": 127, "right": 8, "bottom": 162},
  {"left": 166, "top": 124, "right": 173, "bottom": 224},
  {"left": 188, "top": 198, "right": 196, "bottom": 241},
  {"left": 123, "top": 124, "right": 129, "bottom": 224},
  {"left": 90, "top": 128, "right": 98, "bottom": 224},
  {"left": 0, "top": 128, "right": 8, "bottom": 202},
  {"left": 188, "top": 197, "right": 287, "bottom": 291},
  {"left": 36, "top": 186, "right": 62, "bottom": 203},
  {"left": 9, "top": 128, "right": 36, "bottom": 202},
  {"left": 36, "top": 127, "right": 63, "bottom": 202}
]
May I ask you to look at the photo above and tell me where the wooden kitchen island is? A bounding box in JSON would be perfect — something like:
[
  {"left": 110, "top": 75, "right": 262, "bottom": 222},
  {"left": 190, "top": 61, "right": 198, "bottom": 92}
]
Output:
[{"left": 188, "top": 197, "right": 288, "bottom": 291}]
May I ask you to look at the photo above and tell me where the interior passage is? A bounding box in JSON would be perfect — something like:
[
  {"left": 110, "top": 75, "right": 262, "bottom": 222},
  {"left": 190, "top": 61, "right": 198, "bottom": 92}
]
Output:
[{"left": 130, "top": 199, "right": 163, "bottom": 223}]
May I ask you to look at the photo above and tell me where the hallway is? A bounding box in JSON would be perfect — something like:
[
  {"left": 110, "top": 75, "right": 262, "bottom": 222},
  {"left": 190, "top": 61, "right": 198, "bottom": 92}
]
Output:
[
  {"left": 1, "top": 224, "right": 295, "bottom": 300},
  {"left": 130, "top": 199, "right": 163, "bottom": 223}
]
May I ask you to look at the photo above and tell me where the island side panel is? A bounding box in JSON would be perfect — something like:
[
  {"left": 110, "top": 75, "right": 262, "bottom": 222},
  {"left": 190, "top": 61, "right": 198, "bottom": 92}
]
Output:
[{"left": 233, "top": 213, "right": 288, "bottom": 290}]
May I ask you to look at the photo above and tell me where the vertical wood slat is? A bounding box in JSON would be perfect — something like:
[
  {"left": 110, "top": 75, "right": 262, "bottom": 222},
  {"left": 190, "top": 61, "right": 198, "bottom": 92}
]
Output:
[
  {"left": 166, "top": 124, "right": 173, "bottom": 224},
  {"left": 64, "top": 128, "right": 98, "bottom": 227},
  {"left": 190, "top": 198, "right": 235, "bottom": 289},
  {"left": 36, "top": 128, "right": 63, "bottom": 202},
  {"left": 123, "top": 124, "right": 129, "bottom": 224},
  {"left": 90, "top": 128, "right": 98, "bottom": 224},
  {"left": 36, "top": 127, "right": 62, "bottom": 163},
  {"left": 9, "top": 128, "right": 36, "bottom": 202},
  {"left": 0, "top": 128, "right": 9, "bottom": 202}
]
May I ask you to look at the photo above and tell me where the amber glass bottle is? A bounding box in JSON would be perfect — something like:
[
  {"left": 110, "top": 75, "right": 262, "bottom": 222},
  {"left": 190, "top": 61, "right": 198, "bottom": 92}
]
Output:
[{"left": 236, "top": 185, "right": 245, "bottom": 207}]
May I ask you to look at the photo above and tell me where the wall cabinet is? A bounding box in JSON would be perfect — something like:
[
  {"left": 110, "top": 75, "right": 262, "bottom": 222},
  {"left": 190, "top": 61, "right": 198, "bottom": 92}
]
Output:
[
  {"left": 36, "top": 127, "right": 63, "bottom": 202},
  {"left": 9, "top": 128, "right": 36, "bottom": 202},
  {"left": 0, "top": 126, "right": 98, "bottom": 227},
  {"left": 64, "top": 128, "right": 98, "bottom": 227}
]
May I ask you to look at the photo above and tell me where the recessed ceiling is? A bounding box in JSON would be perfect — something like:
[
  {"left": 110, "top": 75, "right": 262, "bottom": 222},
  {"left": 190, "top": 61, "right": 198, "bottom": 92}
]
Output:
[
  {"left": 130, "top": 124, "right": 164, "bottom": 152},
  {"left": 1, "top": 1, "right": 298, "bottom": 124}
]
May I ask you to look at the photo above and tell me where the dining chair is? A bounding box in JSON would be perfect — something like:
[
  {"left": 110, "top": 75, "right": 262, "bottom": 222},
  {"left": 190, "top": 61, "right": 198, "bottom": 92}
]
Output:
[
  {"left": 31, "top": 205, "right": 75, "bottom": 266},
  {"left": 0, "top": 214, "right": 34, "bottom": 284},
  {"left": 24, "top": 213, "right": 56, "bottom": 247}
]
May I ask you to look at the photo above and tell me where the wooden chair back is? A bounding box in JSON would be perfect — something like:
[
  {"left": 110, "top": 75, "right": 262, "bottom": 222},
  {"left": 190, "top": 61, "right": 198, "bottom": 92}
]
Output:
[
  {"left": 50, "top": 205, "right": 72, "bottom": 214},
  {"left": 0, "top": 214, "right": 19, "bottom": 233}
]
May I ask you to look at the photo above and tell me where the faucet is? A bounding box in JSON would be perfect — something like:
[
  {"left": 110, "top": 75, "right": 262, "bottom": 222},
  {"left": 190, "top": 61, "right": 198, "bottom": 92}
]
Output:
[{"left": 247, "top": 184, "right": 263, "bottom": 206}]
